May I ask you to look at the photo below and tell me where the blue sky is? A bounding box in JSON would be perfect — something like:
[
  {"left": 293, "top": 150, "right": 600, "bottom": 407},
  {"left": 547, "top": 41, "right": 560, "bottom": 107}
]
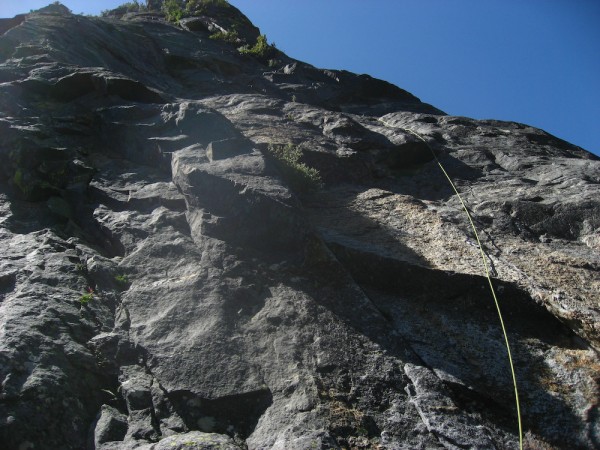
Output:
[{"left": 1, "top": 1, "right": 599, "bottom": 156}]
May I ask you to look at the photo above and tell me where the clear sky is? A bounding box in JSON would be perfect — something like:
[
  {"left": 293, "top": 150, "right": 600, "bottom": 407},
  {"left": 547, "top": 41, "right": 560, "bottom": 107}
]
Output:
[{"left": 1, "top": 1, "right": 599, "bottom": 156}]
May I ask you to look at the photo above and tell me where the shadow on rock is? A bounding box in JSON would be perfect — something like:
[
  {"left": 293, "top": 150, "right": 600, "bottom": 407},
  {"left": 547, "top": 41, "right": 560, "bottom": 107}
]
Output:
[{"left": 330, "top": 243, "right": 594, "bottom": 448}]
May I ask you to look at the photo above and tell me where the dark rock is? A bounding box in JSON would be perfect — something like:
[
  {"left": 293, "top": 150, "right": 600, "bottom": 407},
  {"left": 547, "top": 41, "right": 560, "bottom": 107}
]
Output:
[
  {"left": 0, "top": 14, "right": 27, "bottom": 35},
  {"left": 20, "top": 69, "right": 165, "bottom": 103},
  {"left": 206, "top": 137, "right": 251, "bottom": 162},
  {"left": 172, "top": 147, "right": 308, "bottom": 254},
  {"left": 179, "top": 17, "right": 210, "bottom": 33},
  {"left": 0, "top": 3, "right": 598, "bottom": 450},
  {"left": 183, "top": 1, "right": 260, "bottom": 45},
  {"left": 33, "top": 3, "right": 71, "bottom": 16},
  {"left": 92, "top": 405, "right": 128, "bottom": 446}
]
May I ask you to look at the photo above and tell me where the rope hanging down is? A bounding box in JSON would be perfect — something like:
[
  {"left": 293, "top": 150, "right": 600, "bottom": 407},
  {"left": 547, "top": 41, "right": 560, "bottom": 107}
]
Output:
[{"left": 379, "top": 119, "right": 523, "bottom": 450}]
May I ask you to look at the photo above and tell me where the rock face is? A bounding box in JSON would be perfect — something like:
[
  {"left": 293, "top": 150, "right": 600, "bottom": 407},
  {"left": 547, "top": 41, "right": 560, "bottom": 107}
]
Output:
[{"left": 0, "top": 3, "right": 599, "bottom": 450}]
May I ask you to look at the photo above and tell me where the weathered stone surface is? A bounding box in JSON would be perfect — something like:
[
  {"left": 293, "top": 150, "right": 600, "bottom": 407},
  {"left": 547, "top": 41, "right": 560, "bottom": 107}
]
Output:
[
  {"left": 92, "top": 404, "right": 128, "bottom": 447},
  {"left": 206, "top": 137, "right": 250, "bottom": 162},
  {"left": 142, "top": 430, "right": 242, "bottom": 450},
  {"left": 0, "top": 2, "right": 598, "bottom": 450}
]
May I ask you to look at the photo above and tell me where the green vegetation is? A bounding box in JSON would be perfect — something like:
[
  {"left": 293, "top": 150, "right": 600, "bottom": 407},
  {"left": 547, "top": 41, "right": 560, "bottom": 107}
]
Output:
[
  {"left": 209, "top": 29, "right": 239, "bottom": 43},
  {"left": 162, "top": 0, "right": 184, "bottom": 22},
  {"left": 101, "top": 1, "right": 146, "bottom": 16},
  {"left": 185, "top": 0, "right": 229, "bottom": 13},
  {"left": 12, "top": 169, "right": 56, "bottom": 200},
  {"left": 163, "top": 0, "right": 231, "bottom": 23},
  {"left": 267, "top": 143, "right": 322, "bottom": 193},
  {"left": 101, "top": 0, "right": 231, "bottom": 22},
  {"left": 13, "top": 169, "right": 24, "bottom": 192},
  {"left": 114, "top": 274, "right": 130, "bottom": 291},
  {"left": 114, "top": 274, "right": 130, "bottom": 286},
  {"left": 238, "top": 34, "right": 276, "bottom": 61},
  {"left": 79, "top": 288, "right": 94, "bottom": 305}
]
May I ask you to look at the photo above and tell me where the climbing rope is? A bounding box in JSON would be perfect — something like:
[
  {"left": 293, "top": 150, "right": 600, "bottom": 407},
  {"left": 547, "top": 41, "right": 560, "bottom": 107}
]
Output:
[{"left": 379, "top": 118, "right": 523, "bottom": 450}]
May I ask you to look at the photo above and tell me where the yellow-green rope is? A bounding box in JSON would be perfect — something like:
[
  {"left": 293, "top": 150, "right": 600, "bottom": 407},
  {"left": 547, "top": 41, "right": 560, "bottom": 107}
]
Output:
[{"left": 380, "top": 119, "right": 523, "bottom": 450}]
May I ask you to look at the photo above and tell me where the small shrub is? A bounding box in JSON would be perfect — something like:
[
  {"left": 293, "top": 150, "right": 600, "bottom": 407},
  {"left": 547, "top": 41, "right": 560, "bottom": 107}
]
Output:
[
  {"left": 101, "top": 0, "right": 146, "bottom": 17},
  {"left": 79, "top": 288, "right": 94, "bottom": 305},
  {"left": 125, "top": 0, "right": 146, "bottom": 11},
  {"left": 185, "top": 0, "right": 229, "bottom": 14},
  {"left": 162, "top": 0, "right": 184, "bottom": 22},
  {"left": 115, "top": 274, "right": 129, "bottom": 284},
  {"left": 114, "top": 274, "right": 130, "bottom": 291},
  {"left": 145, "top": 0, "right": 163, "bottom": 10},
  {"left": 238, "top": 34, "right": 275, "bottom": 61},
  {"left": 209, "top": 29, "right": 239, "bottom": 44},
  {"left": 267, "top": 143, "right": 322, "bottom": 193}
]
